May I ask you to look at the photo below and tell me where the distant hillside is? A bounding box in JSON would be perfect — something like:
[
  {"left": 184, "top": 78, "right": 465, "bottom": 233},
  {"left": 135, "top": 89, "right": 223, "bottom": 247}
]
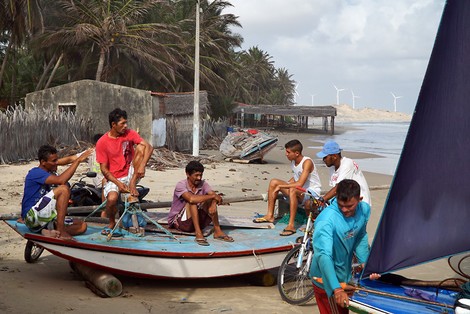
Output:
[{"left": 334, "top": 104, "right": 412, "bottom": 123}]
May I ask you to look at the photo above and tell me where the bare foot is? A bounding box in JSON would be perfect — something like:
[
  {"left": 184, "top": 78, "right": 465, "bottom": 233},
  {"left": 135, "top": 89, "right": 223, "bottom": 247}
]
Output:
[
  {"left": 57, "top": 230, "right": 73, "bottom": 240},
  {"left": 127, "top": 194, "right": 139, "bottom": 203},
  {"left": 41, "top": 229, "right": 60, "bottom": 238},
  {"left": 213, "top": 233, "right": 234, "bottom": 242}
]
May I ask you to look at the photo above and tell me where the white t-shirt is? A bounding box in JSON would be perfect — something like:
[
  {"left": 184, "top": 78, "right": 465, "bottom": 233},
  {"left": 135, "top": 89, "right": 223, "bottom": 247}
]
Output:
[
  {"left": 329, "top": 157, "right": 371, "bottom": 205},
  {"left": 291, "top": 156, "right": 322, "bottom": 195}
]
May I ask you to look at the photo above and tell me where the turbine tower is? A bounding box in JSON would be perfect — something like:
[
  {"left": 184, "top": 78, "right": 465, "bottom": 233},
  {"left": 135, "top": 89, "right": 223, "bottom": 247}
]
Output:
[
  {"left": 333, "top": 84, "right": 346, "bottom": 105},
  {"left": 311, "top": 94, "right": 316, "bottom": 106},
  {"left": 351, "top": 90, "right": 360, "bottom": 109},
  {"left": 391, "top": 92, "right": 402, "bottom": 112}
]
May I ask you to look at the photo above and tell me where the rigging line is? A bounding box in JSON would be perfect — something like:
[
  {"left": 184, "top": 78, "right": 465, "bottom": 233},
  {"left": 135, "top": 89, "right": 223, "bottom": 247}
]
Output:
[
  {"left": 252, "top": 249, "right": 265, "bottom": 269},
  {"left": 448, "top": 254, "right": 470, "bottom": 279}
]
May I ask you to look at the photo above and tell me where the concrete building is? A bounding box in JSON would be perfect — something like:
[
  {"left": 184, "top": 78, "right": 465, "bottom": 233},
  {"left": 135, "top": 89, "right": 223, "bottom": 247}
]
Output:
[{"left": 25, "top": 80, "right": 210, "bottom": 151}]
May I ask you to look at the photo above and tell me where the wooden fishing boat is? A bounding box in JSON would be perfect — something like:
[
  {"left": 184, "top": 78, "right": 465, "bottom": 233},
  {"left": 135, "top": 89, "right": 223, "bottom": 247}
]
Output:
[
  {"left": 3, "top": 213, "right": 298, "bottom": 280},
  {"left": 219, "top": 129, "right": 278, "bottom": 162}
]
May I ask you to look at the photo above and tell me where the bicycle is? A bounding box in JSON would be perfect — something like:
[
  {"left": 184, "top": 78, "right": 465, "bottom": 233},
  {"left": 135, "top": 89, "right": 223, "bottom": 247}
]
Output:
[{"left": 277, "top": 187, "right": 323, "bottom": 305}]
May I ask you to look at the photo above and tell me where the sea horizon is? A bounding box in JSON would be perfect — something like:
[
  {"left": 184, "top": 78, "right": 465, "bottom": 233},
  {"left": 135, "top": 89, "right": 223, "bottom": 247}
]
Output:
[{"left": 309, "top": 121, "right": 411, "bottom": 176}]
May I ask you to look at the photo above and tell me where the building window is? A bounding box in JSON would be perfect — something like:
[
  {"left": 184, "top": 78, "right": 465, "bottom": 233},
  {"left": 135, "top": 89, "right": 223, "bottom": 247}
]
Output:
[{"left": 58, "top": 102, "right": 77, "bottom": 114}]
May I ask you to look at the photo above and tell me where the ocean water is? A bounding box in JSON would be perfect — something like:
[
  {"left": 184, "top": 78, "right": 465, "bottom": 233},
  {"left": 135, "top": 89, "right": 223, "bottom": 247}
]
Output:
[{"left": 310, "top": 122, "right": 411, "bottom": 176}]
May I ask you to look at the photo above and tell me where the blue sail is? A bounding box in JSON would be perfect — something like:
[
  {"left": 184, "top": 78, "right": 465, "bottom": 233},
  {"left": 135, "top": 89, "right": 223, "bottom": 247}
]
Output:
[{"left": 364, "top": 0, "right": 470, "bottom": 277}]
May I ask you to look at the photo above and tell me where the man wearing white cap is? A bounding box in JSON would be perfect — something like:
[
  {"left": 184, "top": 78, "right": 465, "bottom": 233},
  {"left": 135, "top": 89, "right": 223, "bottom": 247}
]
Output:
[{"left": 317, "top": 140, "right": 371, "bottom": 206}]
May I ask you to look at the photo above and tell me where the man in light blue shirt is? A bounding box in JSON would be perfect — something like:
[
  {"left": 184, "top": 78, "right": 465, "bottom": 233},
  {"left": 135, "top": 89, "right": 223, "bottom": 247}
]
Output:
[{"left": 310, "top": 179, "right": 371, "bottom": 313}]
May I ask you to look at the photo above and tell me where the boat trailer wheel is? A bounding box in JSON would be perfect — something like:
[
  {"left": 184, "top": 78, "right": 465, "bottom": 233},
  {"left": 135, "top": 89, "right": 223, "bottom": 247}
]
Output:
[{"left": 24, "top": 240, "right": 44, "bottom": 263}]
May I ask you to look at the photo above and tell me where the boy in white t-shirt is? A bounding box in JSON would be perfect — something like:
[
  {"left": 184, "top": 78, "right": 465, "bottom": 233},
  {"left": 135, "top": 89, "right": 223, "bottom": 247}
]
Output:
[
  {"left": 317, "top": 140, "right": 371, "bottom": 206},
  {"left": 254, "top": 139, "right": 322, "bottom": 236}
]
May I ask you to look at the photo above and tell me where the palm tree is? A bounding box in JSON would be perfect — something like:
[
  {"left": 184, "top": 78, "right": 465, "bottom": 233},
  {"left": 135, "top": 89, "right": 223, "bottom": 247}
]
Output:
[
  {"left": 161, "top": 0, "right": 242, "bottom": 94},
  {"left": 274, "top": 67, "right": 296, "bottom": 105},
  {"left": 0, "top": 0, "right": 44, "bottom": 93},
  {"left": 236, "top": 46, "right": 275, "bottom": 104},
  {"left": 37, "top": 0, "right": 185, "bottom": 84}
]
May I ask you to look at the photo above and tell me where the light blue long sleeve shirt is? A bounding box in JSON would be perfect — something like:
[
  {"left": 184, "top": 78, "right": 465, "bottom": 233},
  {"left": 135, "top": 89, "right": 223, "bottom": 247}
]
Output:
[{"left": 309, "top": 199, "right": 371, "bottom": 296}]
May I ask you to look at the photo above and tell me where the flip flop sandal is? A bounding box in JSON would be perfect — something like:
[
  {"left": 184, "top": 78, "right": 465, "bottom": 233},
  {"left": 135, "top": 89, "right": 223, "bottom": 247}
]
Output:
[
  {"left": 252, "top": 217, "right": 273, "bottom": 223},
  {"left": 280, "top": 229, "right": 296, "bottom": 236},
  {"left": 214, "top": 235, "right": 234, "bottom": 242},
  {"left": 195, "top": 238, "right": 210, "bottom": 246}
]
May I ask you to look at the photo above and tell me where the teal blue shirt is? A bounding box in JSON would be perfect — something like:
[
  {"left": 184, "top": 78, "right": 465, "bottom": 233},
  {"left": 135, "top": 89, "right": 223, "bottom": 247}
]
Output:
[{"left": 309, "top": 199, "right": 371, "bottom": 296}]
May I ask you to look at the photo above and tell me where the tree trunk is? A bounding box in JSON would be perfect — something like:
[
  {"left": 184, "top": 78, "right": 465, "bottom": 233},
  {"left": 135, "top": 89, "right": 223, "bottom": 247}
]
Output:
[
  {"left": 44, "top": 53, "right": 63, "bottom": 89},
  {"left": 0, "top": 41, "right": 13, "bottom": 89},
  {"left": 35, "top": 54, "right": 57, "bottom": 91},
  {"left": 95, "top": 48, "right": 106, "bottom": 81},
  {"left": 10, "top": 49, "right": 17, "bottom": 106}
]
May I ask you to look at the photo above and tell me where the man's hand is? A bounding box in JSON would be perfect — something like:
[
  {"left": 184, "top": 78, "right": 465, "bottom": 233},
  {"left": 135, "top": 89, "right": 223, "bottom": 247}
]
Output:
[
  {"left": 136, "top": 164, "right": 146, "bottom": 179},
  {"left": 209, "top": 194, "right": 223, "bottom": 215},
  {"left": 77, "top": 148, "right": 93, "bottom": 163},
  {"left": 117, "top": 181, "right": 130, "bottom": 193},
  {"left": 369, "top": 273, "right": 381, "bottom": 280},
  {"left": 334, "top": 288, "right": 349, "bottom": 308}
]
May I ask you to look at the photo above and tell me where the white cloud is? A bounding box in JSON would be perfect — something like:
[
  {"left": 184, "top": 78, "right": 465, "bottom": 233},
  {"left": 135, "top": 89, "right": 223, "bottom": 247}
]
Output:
[{"left": 225, "top": 0, "right": 445, "bottom": 112}]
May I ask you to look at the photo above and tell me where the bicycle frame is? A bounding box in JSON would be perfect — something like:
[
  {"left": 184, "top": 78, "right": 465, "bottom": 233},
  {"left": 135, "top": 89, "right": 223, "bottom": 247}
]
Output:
[{"left": 295, "top": 187, "right": 321, "bottom": 269}]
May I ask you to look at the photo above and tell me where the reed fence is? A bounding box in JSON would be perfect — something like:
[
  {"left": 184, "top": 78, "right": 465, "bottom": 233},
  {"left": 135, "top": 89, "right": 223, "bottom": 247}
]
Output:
[
  {"left": 166, "top": 117, "right": 227, "bottom": 152},
  {"left": 0, "top": 106, "right": 93, "bottom": 164}
]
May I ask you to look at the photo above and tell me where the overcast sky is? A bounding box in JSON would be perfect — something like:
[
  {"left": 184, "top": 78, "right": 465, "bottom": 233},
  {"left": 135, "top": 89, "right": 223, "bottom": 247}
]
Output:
[{"left": 224, "top": 0, "right": 446, "bottom": 114}]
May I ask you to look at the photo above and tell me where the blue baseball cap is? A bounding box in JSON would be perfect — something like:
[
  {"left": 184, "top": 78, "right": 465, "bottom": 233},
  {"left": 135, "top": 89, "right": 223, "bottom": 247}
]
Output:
[{"left": 316, "top": 140, "right": 342, "bottom": 158}]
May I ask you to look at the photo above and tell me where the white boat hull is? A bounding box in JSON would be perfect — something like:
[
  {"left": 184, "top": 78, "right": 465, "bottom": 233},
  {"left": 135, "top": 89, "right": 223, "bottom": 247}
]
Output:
[{"left": 41, "top": 241, "right": 288, "bottom": 278}]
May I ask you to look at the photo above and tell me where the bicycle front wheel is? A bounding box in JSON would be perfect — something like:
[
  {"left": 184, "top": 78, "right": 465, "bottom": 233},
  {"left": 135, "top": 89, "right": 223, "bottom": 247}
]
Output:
[{"left": 277, "top": 245, "right": 315, "bottom": 305}]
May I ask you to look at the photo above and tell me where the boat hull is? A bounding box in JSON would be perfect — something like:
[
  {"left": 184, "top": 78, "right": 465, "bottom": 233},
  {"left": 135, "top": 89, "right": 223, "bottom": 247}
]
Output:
[
  {"left": 35, "top": 241, "right": 288, "bottom": 279},
  {"left": 5, "top": 219, "right": 297, "bottom": 279}
]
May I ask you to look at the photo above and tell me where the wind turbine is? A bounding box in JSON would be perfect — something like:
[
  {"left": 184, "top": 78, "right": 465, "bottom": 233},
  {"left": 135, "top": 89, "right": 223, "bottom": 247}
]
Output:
[
  {"left": 351, "top": 90, "right": 360, "bottom": 109},
  {"left": 311, "top": 94, "right": 316, "bottom": 106},
  {"left": 391, "top": 92, "right": 402, "bottom": 112},
  {"left": 293, "top": 83, "right": 300, "bottom": 104},
  {"left": 333, "top": 84, "right": 346, "bottom": 105}
]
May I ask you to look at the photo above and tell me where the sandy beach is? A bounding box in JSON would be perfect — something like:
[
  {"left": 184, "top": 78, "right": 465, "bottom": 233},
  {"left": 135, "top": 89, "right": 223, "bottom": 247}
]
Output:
[{"left": 0, "top": 128, "right": 458, "bottom": 314}]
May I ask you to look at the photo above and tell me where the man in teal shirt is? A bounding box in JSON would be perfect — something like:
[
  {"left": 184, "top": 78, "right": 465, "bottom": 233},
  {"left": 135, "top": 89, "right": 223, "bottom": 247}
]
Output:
[{"left": 310, "top": 179, "right": 371, "bottom": 313}]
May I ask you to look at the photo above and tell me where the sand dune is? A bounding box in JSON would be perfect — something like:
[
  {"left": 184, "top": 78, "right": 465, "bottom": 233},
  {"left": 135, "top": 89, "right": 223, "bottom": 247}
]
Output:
[{"left": 334, "top": 104, "right": 412, "bottom": 123}]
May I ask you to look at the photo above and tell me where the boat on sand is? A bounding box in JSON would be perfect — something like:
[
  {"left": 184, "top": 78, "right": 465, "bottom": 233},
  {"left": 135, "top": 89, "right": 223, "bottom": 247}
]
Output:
[
  {"left": 4, "top": 211, "right": 299, "bottom": 281},
  {"left": 219, "top": 129, "right": 278, "bottom": 162}
]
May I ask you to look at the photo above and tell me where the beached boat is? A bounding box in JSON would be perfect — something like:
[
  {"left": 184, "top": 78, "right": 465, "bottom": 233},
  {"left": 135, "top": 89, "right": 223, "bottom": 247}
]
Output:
[
  {"left": 219, "top": 129, "right": 278, "bottom": 162},
  {"left": 349, "top": 1, "right": 470, "bottom": 312},
  {"left": 3, "top": 212, "right": 298, "bottom": 280}
]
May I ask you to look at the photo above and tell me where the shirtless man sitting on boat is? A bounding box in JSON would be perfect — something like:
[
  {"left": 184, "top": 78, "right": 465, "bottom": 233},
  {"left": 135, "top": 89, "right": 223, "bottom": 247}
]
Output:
[
  {"left": 21, "top": 145, "right": 92, "bottom": 239},
  {"left": 168, "top": 160, "right": 234, "bottom": 246},
  {"left": 253, "top": 139, "right": 322, "bottom": 236}
]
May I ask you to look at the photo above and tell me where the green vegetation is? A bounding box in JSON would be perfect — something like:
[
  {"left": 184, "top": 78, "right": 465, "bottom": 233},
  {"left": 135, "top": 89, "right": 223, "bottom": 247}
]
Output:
[{"left": 0, "top": 0, "right": 297, "bottom": 117}]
